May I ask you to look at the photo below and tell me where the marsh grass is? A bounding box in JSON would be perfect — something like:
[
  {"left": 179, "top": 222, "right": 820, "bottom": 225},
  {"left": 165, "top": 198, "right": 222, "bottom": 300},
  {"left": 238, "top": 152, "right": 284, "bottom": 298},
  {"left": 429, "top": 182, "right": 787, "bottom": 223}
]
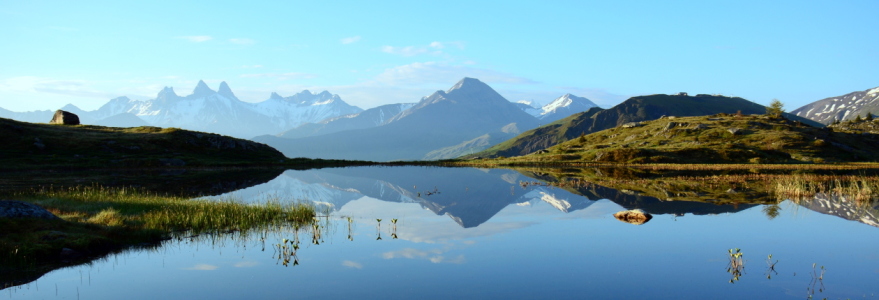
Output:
[
  {"left": 1, "top": 185, "right": 315, "bottom": 266},
  {"left": 772, "top": 174, "right": 879, "bottom": 203}
]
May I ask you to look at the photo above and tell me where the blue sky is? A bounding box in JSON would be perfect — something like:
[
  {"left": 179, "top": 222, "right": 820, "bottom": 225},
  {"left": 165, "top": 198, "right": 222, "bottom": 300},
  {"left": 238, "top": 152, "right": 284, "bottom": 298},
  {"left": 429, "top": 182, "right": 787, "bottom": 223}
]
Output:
[{"left": 1, "top": 0, "right": 877, "bottom": 112}]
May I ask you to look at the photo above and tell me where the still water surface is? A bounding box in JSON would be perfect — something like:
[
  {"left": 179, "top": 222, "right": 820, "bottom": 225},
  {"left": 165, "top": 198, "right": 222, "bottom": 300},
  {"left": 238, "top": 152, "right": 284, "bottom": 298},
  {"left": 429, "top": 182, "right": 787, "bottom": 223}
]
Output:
[{"left": 5, "top": 166, "right": 879, "bottom": 299}]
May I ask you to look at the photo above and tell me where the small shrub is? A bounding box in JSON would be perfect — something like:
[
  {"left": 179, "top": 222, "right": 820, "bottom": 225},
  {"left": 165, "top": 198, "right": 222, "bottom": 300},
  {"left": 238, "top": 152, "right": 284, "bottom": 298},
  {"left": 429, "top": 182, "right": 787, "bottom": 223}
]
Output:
[
  {"left": 87, "top": 208, "right": 124, "bottom": 227},
  {"left": 749, "top": 157, "right": 763, "bottom": 164}
]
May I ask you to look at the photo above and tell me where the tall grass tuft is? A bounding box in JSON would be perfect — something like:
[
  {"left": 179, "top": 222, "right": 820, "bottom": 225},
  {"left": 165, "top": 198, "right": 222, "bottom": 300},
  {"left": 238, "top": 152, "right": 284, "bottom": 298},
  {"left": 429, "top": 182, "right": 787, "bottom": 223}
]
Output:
[
  {"left": 12, "top": 185, "right": 316, "bottom": 236},
  {"left": 772, "top": 174, "right": 879, "bottom": 203}
]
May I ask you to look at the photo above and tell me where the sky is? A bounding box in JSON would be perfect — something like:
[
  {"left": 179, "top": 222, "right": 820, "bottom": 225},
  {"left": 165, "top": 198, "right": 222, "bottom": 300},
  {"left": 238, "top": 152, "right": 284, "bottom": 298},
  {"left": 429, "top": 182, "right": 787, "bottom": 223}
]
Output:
[{"left": 1, "top": 0, "right": 878, "bottom": 113}]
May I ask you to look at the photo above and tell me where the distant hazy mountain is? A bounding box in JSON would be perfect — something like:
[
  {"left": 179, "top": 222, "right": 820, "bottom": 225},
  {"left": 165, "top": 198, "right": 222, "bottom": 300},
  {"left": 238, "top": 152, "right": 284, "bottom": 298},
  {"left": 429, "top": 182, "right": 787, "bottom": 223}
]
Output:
[
  {"left": 514, "top": 94, "right": 599, "bottom": 123},
  {"left": 92, "top": 113, "right": 149, "bottom": 127},
  {"left": 275, "top": 103, "right": 415, "bottom": 139},
  {"left": 470, "top": 93, "right": 822, "bottom": 158},
  {"left": 0, "top": 81, "right": 363, "bottom": 138},
  {"left": 254, "top": 78, "right": 541, "bottom": 161},
  {"left": 791, "top": 87, "right": 879, "bottom": 125},
  {"left": 0, "top": 107, "right": 54, "bottom": 123},
  {"left": 514, "top": 100, "right": 542, "bottom": 116}
]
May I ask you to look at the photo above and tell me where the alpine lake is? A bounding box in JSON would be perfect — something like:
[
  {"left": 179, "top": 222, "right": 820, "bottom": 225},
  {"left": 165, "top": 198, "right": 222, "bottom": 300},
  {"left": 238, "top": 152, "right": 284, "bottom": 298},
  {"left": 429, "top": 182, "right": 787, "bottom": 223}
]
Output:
[{"left": 3, "top": 165, "right": 879, "bottom": 299}]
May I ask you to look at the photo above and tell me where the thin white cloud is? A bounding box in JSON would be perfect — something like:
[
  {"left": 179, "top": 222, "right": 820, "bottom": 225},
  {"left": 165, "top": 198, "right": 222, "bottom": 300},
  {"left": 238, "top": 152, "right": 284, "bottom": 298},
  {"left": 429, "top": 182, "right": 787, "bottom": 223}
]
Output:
[
  {"left": 341, "top": 260, "right": 363, "bottom": 269},
  {"left": 341, "top": 36, "right": 361, "bottom": 44},
  {"left": 229, "top": 38, "right": 255, "bottom": 45},
  {"left": 240, "top": 72, "right": 317, "bottom": 80},
  {"left": 177, "top": 35, "right": 213, "bottom": 43},
  {"left": 183, "top": 264, "right": 219, "bottom": 271},
  {"left": 381, "top": 41, "right": 460, "bottom": 57},
  {"left": 0, "top": 76, "right": 117, "bottom": 99}
]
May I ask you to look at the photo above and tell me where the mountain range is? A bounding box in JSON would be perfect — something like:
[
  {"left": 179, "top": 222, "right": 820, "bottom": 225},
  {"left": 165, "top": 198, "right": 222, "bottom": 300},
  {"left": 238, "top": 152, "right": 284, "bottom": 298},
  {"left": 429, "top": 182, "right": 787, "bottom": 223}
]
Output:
[
  {"left": 0, "top": 81, "right": 364, "bottom": 139},
  {"left": 254, "top": 78, "right": 599, "bottom": 161}
]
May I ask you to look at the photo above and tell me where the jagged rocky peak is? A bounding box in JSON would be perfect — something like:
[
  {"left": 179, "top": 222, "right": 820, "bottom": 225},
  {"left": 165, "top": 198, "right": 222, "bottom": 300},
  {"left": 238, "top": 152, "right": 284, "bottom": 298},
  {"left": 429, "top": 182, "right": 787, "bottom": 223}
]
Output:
[
  {"left": 157, "top": 86, "right": 179, "bottom": 100},
  {"left": 285, "top": 89, "right": 339, "bottom": 105},
  {"left": 217, "top": 81, "right": 237, "bottom": 100},
  {"left": 109, "top": 96, "right": 132, "bottom": 102},
  {"left": 191, "top": 80, "right": 216, "bottom": 97},
  {"left": 269, "top": 92, "right": 284, "bottom": 100}
]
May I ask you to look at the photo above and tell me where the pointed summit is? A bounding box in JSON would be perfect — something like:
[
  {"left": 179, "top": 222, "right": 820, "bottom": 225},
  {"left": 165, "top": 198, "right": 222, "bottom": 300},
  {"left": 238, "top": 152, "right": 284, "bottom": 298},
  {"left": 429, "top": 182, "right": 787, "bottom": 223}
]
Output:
[
  {"left": 538, "top": 94, "right": 598, "bottom": 122},
  {"left": 192, "top": 80, "right": 215, "bottom": 97},
  {"left": 270, "top": 92, "right": 284, "bottom": 100},
  {"left": 447, "top": 77, "right": 491, "bottom": 94},
  {"left": 157, "top": 86, "right": 179, "bottom": 101},
  {"left": 217, "top": 81, "right": 238, "bottom": 100}
]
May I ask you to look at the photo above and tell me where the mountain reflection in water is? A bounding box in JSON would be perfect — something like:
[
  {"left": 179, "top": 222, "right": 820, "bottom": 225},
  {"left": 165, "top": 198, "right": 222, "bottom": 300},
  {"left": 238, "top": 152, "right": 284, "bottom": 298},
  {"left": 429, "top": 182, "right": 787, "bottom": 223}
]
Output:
[
  {"left": 212, "top": 166, "right": 758, "bottom": 228},
  {"left": 4, "top": 166, "right": 879, "bottom": 299}
]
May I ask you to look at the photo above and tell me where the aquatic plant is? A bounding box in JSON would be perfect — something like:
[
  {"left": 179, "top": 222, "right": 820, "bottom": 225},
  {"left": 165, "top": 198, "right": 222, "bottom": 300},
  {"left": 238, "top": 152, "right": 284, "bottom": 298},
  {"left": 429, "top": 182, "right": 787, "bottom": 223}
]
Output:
[
  {"left": 346, "top": 217, "right": 354, "bottom": 241},
  {"left": 765, "top": 254, "right": 778, "bottom": 279},
  {"left": 808, "top": 263, "right": 826, "bottom": 298},
  {"left": 726, "top": 248, "right": 744, "bottom": 283},
  {"left": 274, "top": 238, "right": 300, "bottom": 267},
  {"left": 376, "top": 219, "right": 383, "bottom": 240}
]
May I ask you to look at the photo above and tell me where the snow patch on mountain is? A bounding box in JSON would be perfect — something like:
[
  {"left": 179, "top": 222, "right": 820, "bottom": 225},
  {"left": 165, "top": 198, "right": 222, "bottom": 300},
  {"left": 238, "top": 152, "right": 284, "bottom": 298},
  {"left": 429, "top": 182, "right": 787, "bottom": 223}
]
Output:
[
  {"left": 792, "top": 86, "right": 879, "bottom": 124},
  {"left": 515, "top": 94, "right": 599, "bottom": 122}
]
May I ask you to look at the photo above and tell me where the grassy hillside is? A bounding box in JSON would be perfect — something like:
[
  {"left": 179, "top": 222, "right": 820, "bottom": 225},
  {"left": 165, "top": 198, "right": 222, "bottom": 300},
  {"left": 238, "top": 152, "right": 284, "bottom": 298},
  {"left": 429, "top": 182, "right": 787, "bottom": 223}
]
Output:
[
  {"left": 468, "top": 94, "right": 821, "bottom": 158},
  {"left": 0, "top": 117, "right": 287, "bottom": 169},
  {"left": 464, "top": 113, "right": 879, "bottom": 164}
]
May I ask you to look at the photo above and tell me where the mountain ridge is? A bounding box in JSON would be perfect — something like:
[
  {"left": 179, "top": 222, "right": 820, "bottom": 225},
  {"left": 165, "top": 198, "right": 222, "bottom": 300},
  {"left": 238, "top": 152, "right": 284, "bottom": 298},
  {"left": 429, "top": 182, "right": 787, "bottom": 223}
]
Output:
[
  {"left": 468, "top": 93, "right": 822, "bottom": 158},
  {"left": 791, "top": 86, "right": 879, "bottom": 125},
  {"left": 255, "top": 78, "right": 542, "bottom": 161}
]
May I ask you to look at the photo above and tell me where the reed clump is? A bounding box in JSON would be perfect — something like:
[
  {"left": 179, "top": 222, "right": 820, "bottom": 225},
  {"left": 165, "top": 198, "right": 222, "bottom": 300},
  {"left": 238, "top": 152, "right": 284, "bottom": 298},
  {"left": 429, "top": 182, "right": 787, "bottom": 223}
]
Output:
[
  {"left": 772, "top": 175, "right": 879, "bottom": 202},
  {"left": 1, "top": 186, "right": 315, "bottom": 265}
]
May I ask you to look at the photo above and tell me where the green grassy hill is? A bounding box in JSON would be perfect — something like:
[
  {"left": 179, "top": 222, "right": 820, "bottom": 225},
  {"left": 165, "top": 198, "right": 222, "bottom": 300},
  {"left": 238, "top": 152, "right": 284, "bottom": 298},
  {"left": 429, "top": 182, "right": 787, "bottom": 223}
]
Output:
[
  {"left": 472, "top": 113, "right": 879, "bottom": 164},
  {"left": 0, "top": 117, "right": 287, "bottom": 169},
  {"left": 468, "top": 94, "right": 821, "bottom": 159}
]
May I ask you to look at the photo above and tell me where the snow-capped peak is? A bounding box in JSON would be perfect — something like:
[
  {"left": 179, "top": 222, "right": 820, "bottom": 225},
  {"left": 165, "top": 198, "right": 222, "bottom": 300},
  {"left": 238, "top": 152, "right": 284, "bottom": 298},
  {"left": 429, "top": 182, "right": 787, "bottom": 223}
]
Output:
[
  {"left": 541, "top": 94, "right": 597, "bottom": 115},
  {"left": 516, "top": 100, "right": 537, "bottom": 107}
]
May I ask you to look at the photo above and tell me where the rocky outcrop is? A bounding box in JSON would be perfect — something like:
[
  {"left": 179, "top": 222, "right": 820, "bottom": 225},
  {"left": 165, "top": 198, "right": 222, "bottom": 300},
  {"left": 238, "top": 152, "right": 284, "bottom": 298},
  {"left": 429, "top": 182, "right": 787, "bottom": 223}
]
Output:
[
  {"left": 0, "top": 200, "right": 60, "bottom": 220},
  {"left": 49, "top": 110, "right": 80, "bottom": 125},
  {"left": 613, "top": 209, "right": 653, "bottom": 225}
]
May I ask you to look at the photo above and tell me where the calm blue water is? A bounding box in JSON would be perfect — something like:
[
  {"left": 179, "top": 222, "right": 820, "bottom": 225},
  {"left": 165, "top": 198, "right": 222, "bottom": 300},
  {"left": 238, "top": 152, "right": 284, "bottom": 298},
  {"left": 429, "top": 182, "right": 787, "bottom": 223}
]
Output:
[{"left": 5, "top": 166, "right": 879, "bottom": 299}]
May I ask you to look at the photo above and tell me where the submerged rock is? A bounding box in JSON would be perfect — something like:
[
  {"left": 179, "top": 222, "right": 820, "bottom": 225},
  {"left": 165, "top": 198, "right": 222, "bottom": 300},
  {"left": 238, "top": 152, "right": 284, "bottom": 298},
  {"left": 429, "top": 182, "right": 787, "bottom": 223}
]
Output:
[
  {"left": 0, "top": 200, "right": 60, "bottom": 220},
  {"left": 613, "top": 209, "right": 653, "bottom": 225}
]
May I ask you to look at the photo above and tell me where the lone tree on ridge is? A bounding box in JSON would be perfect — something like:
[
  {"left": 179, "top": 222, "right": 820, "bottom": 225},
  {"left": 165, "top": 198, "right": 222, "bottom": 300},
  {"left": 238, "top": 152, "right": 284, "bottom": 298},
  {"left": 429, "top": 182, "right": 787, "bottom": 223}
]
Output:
[{"left": 766, "top": 99, "right": 784, "bottom": 118}]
